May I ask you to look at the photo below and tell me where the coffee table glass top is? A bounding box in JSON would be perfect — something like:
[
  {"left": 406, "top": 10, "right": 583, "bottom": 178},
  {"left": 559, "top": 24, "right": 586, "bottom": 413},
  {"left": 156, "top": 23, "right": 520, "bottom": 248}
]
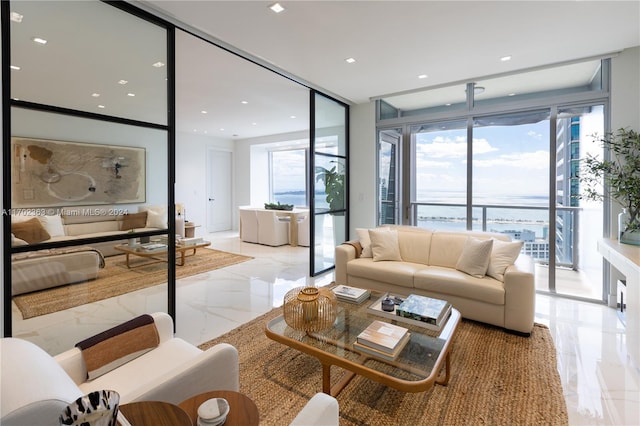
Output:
[{"left": 266, "top": 289, "right": 460, "bottom": 384}]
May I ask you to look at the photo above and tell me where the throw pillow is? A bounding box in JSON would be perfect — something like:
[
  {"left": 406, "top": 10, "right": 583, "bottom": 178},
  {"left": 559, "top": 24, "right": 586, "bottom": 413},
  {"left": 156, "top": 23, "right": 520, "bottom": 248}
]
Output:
[
  {"left": 369, "top": 228, "right": 402, "bottom": 262},
  {"left": 11, "top": 233, "right": 28, "bottom": 247},
  {"left": 145, "top": 209, "right": 166, "bottom": 229},
  {"left": 455, "top": 237, "right": 494, "bottom": 278},
  {"left": 487, "top": 239, "right": 524, "bottom": 281},
  {"left": 76, "top": 314, "right": 160, "bottom": 381},
  {"left": 11, "top": 218, "right": 51, "bottom": 244},
  {"left": 121, "top": 211, "right": 148, "bottom": 231},
  {"left": 38, "top": 214, "right": 66, "bottom": 237},
  {"left": 139, "top": 205, "right": 168, "bottom": 228},
  {"left": 356, "top": 228, "right": 373, "bottom": 258}
]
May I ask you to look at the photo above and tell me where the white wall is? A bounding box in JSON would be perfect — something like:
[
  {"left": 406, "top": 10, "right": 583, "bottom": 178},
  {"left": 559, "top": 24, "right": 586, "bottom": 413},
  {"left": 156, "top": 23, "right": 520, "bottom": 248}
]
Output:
[
  {"left": 348, "top": 102, "right": 377, "bottom": 237},
  {"left": 175, "top": 131, "right": 234, "bottom": 235}
]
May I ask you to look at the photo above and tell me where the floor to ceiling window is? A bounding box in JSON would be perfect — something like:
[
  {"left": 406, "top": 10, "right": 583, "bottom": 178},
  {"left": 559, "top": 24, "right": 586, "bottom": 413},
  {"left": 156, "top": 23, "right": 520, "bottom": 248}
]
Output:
[
  {"left": 378, "top": 60, "right": 609, "bottom": 301},
  {"left": 270, "top": 147, "right": 309, "bottom": 207}
]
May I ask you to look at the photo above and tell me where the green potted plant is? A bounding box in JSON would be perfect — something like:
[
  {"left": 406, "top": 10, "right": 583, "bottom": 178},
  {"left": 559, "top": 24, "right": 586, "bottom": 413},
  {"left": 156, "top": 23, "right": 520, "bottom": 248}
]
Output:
[
  {"left": 315, "top": 161, "right": 345, "bottom": 212},
  {"left": 578, "top": 128, "right": 640, "bottom": 245}
]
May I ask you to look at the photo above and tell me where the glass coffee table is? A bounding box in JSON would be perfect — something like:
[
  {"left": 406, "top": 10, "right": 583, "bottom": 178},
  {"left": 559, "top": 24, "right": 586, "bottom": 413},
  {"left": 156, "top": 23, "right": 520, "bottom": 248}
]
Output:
[{"left": 265, "top": 289, "right": 460, "bottom": 396}]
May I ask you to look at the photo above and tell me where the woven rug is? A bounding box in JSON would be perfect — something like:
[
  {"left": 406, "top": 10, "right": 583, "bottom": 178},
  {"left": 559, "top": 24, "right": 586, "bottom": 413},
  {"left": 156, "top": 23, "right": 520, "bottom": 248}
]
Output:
[
  {"left": 13, "top": 248, "right": 252, "bottom": 319},
  {"left": 200, "top": 308, "right": 568, "bottom": 426}
]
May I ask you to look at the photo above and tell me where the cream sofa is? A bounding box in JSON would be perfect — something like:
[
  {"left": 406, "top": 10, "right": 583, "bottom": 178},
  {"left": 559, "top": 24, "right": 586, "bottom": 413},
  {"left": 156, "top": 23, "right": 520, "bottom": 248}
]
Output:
[
  {"left": 10, "top": 205, "right": 166, "bottom": 257},
  {"left": 335, "top": 226, "right": 535, "bottom": 335}
]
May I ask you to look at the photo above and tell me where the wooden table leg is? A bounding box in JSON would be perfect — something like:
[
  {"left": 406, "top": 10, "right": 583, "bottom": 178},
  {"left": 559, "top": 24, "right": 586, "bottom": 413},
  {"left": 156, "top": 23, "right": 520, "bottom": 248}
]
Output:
[
  {"left": 125, "top": 253, "right": 131, "bottom": 268},
  {"left": 435, "top": 351, "right": 451, "bottom": 386},
  {"left": 322, "top": 363, "right": 332, "bottom": 394}
]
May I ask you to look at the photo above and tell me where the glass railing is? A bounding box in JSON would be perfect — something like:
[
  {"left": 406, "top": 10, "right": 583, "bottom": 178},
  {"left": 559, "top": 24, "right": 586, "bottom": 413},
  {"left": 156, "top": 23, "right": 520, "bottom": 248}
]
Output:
[{"left": 410, "top": 202, "right": 580, "bottom": 268}]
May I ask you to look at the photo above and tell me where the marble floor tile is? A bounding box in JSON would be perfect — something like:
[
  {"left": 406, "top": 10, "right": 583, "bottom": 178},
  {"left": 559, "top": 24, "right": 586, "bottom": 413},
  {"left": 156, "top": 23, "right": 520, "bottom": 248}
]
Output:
[{"left": 9, "top": 230, "right": 639, "bottom": 425}]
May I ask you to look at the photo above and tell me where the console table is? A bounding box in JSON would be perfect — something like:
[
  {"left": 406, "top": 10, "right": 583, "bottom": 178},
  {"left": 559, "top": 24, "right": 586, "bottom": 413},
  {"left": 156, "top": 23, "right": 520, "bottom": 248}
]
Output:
[{"left": 598, "top": 238, "right": 639, "bottom": 368}]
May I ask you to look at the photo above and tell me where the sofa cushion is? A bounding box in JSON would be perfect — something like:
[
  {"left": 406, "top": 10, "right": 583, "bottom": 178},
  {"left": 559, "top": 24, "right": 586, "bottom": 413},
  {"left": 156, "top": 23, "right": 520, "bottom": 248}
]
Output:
[
  {"left": 414, "top": 266, "right": 505, "bottom": 305},
  {"left": 11, "top": 218, "right": 51, "bottom": 244},
  {"left": 487, "top": 239, "right": 524, "bottom": 282},
  {"left": 356, "top": 228, "right": 373, "bottom": 258},
  {"left": 121, "top": 212, "right": 148, "bottom": 231},
  {"left": 395, "top": 226, "right": 433, "bottom": 265},
  {"left": 369, "top": 228, "right": 402, "bottom": 261},
  {"left": 139, "top": 205, "right": 168, "bottom": 228},
  {"left": 455, "top": 237, "right": 493, "bottom": 278},
  {"left": 347, "top": 258, "right": 424, "bottom": 288},
  {"left": 76, "top": 314, "right": 159, "bottom": 381},
  {"left": 38, "top": 214, "right": 66, "bottom": 237}
]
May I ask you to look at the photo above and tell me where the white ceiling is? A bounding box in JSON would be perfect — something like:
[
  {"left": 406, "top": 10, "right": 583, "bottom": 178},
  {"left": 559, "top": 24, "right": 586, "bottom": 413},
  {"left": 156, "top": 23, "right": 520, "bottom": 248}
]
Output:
[{"left": 10, "top": 1, "right": 640, "bottom": 140}]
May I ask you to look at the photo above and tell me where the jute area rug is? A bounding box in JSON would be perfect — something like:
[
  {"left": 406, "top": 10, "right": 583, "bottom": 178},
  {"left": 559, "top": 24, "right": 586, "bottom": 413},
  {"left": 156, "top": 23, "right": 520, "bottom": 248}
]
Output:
[
  {"left": 13, "top": 248, "right": 252, "bottom": 319},
  {"left": 200, "top": 308, "right": 568, "bottom": 426}
]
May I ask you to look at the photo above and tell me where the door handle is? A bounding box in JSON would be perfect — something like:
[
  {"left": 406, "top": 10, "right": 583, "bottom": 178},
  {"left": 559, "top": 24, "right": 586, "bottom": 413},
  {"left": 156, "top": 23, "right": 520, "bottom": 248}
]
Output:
[{"left": 208, "top": 198, "right": 215, "bottom": 201}]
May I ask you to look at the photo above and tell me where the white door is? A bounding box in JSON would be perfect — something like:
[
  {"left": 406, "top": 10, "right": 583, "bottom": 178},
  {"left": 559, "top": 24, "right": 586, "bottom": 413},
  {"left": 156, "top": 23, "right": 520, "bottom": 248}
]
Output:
[{"left": 207, "top": 149, "right": 232, "bottom": 232}]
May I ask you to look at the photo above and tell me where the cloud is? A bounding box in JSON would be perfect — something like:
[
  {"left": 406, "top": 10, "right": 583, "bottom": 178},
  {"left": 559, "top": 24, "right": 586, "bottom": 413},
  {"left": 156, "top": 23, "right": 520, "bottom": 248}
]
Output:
[
  {"left": 417, "top": 136, "right": 498, "bottom": 159},
  {"left": 527, "top": 130, "right": 543, "bottom": 140},
  {"left": 474, "top": 150, "right": 549, "bottom": 169}
]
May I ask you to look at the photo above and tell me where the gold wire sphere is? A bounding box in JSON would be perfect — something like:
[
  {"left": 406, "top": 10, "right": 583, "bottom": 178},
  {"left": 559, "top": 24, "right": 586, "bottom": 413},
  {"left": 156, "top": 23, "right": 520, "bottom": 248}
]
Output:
[{"left": 283, "top": 286, "right": 337, "bottom": 332}]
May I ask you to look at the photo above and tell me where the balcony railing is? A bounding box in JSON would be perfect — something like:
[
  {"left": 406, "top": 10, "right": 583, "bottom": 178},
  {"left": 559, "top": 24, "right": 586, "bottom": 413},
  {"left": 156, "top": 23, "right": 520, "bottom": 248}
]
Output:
[{"left": 409, "top": 202, "right": 581, "bottom": 269}]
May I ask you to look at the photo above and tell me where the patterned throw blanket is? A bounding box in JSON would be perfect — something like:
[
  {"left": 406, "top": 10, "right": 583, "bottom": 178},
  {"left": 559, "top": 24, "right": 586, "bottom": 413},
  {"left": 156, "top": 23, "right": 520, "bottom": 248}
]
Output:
[{"left": 11, "top": 246, "right": 106, "bottom": 268}]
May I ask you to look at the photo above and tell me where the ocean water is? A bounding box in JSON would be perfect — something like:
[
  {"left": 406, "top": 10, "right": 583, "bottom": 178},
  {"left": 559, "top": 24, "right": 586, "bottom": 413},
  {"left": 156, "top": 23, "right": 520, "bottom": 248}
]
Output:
[{"left": 276, "top": 191, "right": 552, "bottom": 238}]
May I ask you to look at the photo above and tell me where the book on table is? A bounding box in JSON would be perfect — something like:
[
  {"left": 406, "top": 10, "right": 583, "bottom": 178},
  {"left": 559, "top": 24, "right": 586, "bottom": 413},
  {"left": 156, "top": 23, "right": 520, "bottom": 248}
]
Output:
[
  {"left": 356, "top": 320, "right": 409, "bottom": 354},
  {"left": 137, "top": 242, "right": 167, "bottom": 253},
  {"left": 332, "top": 285, "right": 370, "bottom": 304},
  {"left": 353, "top": 333, "right": 410, "bottom": 362},
  {"left": 395, "top": 294, "right": 451, "bottom": 326}
]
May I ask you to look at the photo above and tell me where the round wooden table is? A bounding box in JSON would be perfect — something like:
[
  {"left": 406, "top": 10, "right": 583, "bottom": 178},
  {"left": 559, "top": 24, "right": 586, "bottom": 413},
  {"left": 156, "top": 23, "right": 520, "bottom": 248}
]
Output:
[
  {"left": 119, "top": 401, "right": 192, "bottom": 425},
  {"left": 178, "top": 390, "right": 259, "bottom": 426}
]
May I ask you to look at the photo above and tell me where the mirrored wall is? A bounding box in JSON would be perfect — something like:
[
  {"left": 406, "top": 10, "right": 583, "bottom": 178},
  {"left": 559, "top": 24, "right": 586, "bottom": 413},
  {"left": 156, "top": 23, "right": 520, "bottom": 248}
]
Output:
[{"left": 4, "top": 0, "right": 172, "bottom": 353}]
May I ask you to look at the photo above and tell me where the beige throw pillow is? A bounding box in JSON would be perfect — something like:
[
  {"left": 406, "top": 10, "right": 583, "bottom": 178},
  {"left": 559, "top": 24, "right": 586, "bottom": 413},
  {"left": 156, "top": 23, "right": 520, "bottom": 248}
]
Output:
[
  {"left": 11, "top": 218, "right": 51, "bottom": 244},
  {"left": 487, "top": 239, "right": 524, "bottom": 281},
  {"left": 121, "top": 212, "right": 148, "bottom": 231},
  {"left": 356, "top": 228, "right": 373, "bottom": 258},
  {"left": 455, "top": 237, "right": 494, "bottom": 278},
  {"left": 38, "top": 214, "right": 66, "bottom": 237},
  {"left": 369, "top": 228, "right": 402, "bottom": 262}
]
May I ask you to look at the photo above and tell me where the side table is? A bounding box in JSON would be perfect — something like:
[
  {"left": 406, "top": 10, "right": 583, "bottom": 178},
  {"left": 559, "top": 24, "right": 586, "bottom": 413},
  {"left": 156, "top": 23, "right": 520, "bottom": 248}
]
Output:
[
  {"left": 179, "top": 390, "right": 259, "bottom": 426},
  {"left": 118, "top": 401, "right": 191, "bottom": 425}
]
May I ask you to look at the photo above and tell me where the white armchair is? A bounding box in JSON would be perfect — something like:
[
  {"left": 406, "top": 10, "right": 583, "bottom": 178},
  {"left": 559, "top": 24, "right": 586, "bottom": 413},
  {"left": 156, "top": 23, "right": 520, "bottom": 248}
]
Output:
[
  {"left": 239, "top": 207, "right": 259, "bottom": 243},
  {"left": 1, "top": 312, "right": 239, "bottom": 425},
  {"left": 296, "top": 211, "right": 311, "bottom": 247},
  {"left": 256, "top": 209, "right": 290, "bottom": 246},
  {"left": 290, "top": 393, "right": 339, "bottom": 426}
]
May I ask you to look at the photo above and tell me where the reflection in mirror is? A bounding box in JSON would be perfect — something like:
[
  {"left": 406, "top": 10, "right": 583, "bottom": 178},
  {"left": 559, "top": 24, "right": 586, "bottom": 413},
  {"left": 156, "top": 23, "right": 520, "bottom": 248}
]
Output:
[{"left": 10, "top": 0, "right": 167, "bottom": 124}]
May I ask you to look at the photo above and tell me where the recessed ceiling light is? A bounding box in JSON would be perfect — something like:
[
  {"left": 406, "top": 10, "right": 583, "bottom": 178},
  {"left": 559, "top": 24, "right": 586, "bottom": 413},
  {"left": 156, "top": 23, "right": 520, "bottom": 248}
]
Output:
[
  {"left": 252, "top": 122, "right": 257, "bottom": 126},
  {"left": 345, "top": 57, "right": 356, "bottom": 64},
  {"left": 501, "top": 55, "right": 512, "bottom": 62},
  {"left": 152, "top": 61, "right": 165, "bottom": 68},
  {"left": 418, "top": 74, "right": 428, "bottom": 79},
  {"left": 201, "top": 110, "right": 208, "bottom": 114},
  {"left": 92, "top": 93, "right": 100, "bottom": 97},
  {"left": 241, "top": 101, "right": 248, "bottom": 104},
  {"left": 269, "top": 3, "right": 285, "bottom": 13},
  {"left": 219, "top": 128, "right": 225, "bottom": 131},
  {"left": 127, "top": 93, "right": 135, "bottom": 97},
  {"left": 10, "top": 65, "right": 20, "bottom": 70},
  {"left": 193, "top": 129, "right": 197, "bottom": 132},
  {"left": 118, "top": 80, "right": 128, "bottom": 85},
  {"left": 290, "top": 115, "right": 297, "bottom": 119},
  {"left": 445, "top": 103, "right": 452, "bottom": 106},
  {"left": 98, "top": 105, "right": 105, "bottom": 109},
  {"left": 508, "top": 93, "right": 516, "bottom": 96},
  {"left": 32, "top": 37, "right": 47, "bottom": 45},
  {"left": 10, "top": 12, "right": 23, "bottom": 23}
]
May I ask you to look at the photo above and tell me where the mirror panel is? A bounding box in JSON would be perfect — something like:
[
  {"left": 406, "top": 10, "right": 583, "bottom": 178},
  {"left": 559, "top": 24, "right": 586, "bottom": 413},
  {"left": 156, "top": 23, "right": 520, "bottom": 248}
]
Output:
[{"left": 10, "top": 1, "right": 167, "bottom": 124}]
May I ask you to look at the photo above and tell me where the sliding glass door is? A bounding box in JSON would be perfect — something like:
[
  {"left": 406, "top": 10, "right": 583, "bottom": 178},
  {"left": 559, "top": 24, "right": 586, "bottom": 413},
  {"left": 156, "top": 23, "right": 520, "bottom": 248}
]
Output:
[
  {"left": 310, "top": 92, "right": 348, "bottom": 276},
  {"left": 378, "top": 129, "right": 401, "bottom": 225}
]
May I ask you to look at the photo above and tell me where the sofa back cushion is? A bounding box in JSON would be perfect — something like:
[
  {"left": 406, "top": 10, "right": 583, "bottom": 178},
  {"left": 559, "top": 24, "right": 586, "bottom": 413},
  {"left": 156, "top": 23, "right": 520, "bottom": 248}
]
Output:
[
  {"left": 65, "top": 221, "right": 120, "bottom": 236},
  {"left": 428, "top": 230, "right": 509, "bottom": 268},
  {"left": 394, "top": 226, "right": 434, "bottom": 265}
]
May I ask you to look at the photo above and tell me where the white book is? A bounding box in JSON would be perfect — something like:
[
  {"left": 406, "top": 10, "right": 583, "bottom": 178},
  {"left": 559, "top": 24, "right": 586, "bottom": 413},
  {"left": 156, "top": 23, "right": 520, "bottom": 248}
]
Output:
[{"left": 332, "top": 285, "right": 370, "bottom": 302}]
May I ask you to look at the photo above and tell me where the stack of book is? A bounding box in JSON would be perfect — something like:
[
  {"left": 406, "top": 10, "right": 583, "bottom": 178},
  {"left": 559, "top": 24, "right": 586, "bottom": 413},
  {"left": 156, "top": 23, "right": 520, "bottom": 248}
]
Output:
[
  {"left": 396, "top": 294, "right": 452, "bottom": 327},
  {"left": 332, "top": 285, "right": 371, "bottom": 304},
  {"left": 353, "top": 320, "right": 410, "bottom": 361},
  {"left": 177, "top": 237, "right": 203, "bottom": 246},
  {"left": 137, "top": 242, "right": 167, "bottom": 253}
]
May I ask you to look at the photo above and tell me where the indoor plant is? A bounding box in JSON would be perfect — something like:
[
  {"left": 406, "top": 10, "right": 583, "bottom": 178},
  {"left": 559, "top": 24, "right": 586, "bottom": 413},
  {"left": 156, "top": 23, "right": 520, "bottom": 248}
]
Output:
[
  {"left": 578, "top": 128, "right": 640, "bottom": 245},
  {"left": 315, "top": 161, "right": 345, "bottom": 212}
]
